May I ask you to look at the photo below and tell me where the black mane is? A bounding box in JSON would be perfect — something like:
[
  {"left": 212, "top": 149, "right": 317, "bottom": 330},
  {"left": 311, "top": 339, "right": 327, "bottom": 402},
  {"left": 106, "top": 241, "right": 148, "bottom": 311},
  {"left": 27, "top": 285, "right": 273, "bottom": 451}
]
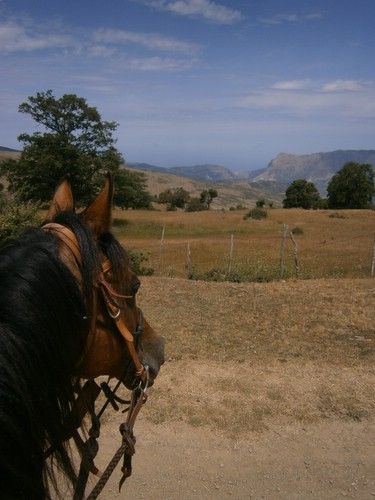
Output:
[{"left": 0, "top": 211, "right": 130, "bottom": 498}]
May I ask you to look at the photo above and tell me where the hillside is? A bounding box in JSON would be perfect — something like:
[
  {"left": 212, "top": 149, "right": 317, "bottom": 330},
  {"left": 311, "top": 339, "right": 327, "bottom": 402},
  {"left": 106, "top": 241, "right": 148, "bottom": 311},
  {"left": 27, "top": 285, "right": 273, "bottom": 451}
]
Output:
[
  {"left": 0, "top": 148, "right": 20, "bottom": 162},
  {"left": 252, "top": 149, "right": 375, "bottom": 193},
  {"left": 130, "top": 167, "right": 283, "bottom": 209},
  {"left": 127, "top": 162, "right": 237, "bottom": 182}
]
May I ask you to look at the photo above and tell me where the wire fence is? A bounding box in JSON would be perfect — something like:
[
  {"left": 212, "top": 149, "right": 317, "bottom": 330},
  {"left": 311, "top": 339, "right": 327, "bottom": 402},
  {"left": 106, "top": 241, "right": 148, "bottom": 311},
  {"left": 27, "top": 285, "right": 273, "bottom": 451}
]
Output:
[{"left": 125, "top": 226, "right": 375, "bottom": 282}]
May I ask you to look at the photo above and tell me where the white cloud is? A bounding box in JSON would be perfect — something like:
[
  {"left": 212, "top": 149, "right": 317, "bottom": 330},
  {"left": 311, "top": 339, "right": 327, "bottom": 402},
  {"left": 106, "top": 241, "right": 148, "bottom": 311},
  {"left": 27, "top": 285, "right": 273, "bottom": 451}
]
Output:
[
  {"left": 260, "top": 12, "right": 323, "bottom": 25},
  {"left": 271, "top": 79, "right": 311, "bottom": 90},
  {"left": 142, "top": 0, "right": 242, "bottom": 24},
  {"left": 94, "top": 28, "right": 199, "bottom": 53},
  {"left": 126, "top": 56, "right": 195, "bottom": 71},
  {"left": 0, "top": 21, "right": 73, "bottom": 52},
  {"left": 322, "top": 80, "right": 364, "bottom": 92},
  {"left": 236, "top": 82, "right": 375, "bottom": 119}
]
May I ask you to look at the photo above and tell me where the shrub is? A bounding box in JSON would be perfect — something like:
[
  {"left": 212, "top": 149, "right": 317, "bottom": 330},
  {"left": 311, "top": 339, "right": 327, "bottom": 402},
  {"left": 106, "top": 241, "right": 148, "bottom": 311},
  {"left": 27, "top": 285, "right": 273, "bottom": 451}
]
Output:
[
  {"left": 291, "top": 226, "right": 304, "bottom": 235},
  {"left": 244, "top": 207, "right": 268, "bottom": 220},
  {"left": 185, "top": 197, "right": 205, "bottom": 212},
  {"left": 127, "top": 249, "right": 154, "bottom": 276},
  {"left": 113, "top": 218, "right": 130, "bottom": 228},
  {"left": 256, "top": 198, "right": 266, "bottom": 208},
  {"left": 328, "top": 212, "right": 347, "bottom": 219},
  {"left": 0, "top": 200, "right": 41, "bottom": 243}
]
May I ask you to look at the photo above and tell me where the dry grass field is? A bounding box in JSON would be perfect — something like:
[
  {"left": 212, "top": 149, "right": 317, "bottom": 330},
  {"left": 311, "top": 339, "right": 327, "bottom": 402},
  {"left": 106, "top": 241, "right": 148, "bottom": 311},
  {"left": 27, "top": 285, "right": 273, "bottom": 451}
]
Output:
[
  {"left": 113, "top": 207, "right": 375, "bottom": 282},
  {"left": 139, "top": 277, "right": 374, "bottom": 433}
]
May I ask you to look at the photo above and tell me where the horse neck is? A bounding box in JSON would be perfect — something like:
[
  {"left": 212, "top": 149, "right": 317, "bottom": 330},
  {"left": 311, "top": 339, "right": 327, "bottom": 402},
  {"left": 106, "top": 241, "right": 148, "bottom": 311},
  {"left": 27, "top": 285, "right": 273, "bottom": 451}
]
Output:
[{"left": 0, "top": 228, "right": 88, "bottom": 496}]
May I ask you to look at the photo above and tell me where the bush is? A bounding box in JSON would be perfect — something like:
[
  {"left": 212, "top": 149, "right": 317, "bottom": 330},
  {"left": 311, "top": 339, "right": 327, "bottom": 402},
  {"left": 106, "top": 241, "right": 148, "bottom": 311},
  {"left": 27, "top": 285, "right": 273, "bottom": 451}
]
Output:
[
  {"left": 127, "top": 249, "right": 154, "bottom": 276},
  {"left": 0, "top": 200, "right": 41, "bottom": 243},
  {"left": 244, "top": 207, "right": 268, "bottom": 220},
  {"left": 113, "top": 218, "right": 130, "bottom": 228},
  {"left": 291, "top": 226, "right": 304, "bottom": 235},
  {"left": 185, "top": 197, "right": 205, "bottom": 212},
  {"left": 328, "top": 212, "right": 347, "bottom": 219},
  {"left": 256, "top": 198, "right": 266, "bottom": 208}
]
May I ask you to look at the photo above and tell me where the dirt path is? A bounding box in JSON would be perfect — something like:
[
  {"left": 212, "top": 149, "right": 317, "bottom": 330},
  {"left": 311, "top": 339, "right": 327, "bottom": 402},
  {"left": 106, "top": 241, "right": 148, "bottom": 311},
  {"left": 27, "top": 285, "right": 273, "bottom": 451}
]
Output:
[{"left": 88, "top": 416, "right": 374, "bottom": 499}]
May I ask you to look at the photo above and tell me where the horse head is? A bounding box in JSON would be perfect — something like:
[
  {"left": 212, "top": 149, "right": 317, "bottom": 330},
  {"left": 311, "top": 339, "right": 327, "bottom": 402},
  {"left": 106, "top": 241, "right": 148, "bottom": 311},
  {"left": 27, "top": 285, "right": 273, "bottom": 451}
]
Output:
[{"left": 45, "top": 174, "right": 165, "bottom": 389}]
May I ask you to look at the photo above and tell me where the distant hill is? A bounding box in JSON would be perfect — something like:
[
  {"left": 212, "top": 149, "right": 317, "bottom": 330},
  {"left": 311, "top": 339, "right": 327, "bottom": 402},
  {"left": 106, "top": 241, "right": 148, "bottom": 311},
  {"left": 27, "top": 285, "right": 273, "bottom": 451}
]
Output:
[
  {"left": 170, "top": 164, "right": 236, "bottom": 182},
  {"left": 130, "top": 167, "right": 283, "bottom": 209},
  {"left": 127, "top": 162, "right": 236, "bottom": 182},
  {"left": 0, "top": 147, "right": 20, "bottom": 163},
  {"left": 251, "top": 150, "right": 375, "bottom": 193},
  {"left": 0, "top": 146, "right": 20, "bottom": 153}
]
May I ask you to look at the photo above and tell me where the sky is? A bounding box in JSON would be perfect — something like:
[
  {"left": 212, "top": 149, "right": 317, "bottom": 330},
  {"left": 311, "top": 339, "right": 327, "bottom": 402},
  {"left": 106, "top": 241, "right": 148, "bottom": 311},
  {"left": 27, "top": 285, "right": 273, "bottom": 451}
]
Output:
[{"left": 1, "top": 0, "right": 374, "bottom": 171}]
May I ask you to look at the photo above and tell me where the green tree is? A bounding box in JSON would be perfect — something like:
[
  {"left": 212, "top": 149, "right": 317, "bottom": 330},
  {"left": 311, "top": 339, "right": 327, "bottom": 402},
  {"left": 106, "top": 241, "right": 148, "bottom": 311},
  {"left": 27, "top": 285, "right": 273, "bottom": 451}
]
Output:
[
  {"left": 114, "top": 169, "right": 152, "bottom": 209},
  {"left": 327, "top": 162, "right": 374, "bottom": 209},
  {"left": 283, "top": 179, "right": 321, "bottom": 209},
  {"left": 185, "top": 197, "right": 204, "bottom": 212},
  {"left": 1, "top": 90, "right": 122, "bottom": 204},
  {"left": 158, "top": 187, "right": 190, "bottom": 209},
  {"left": 200, "top": 188, "right": 218, "bottom": 209}
]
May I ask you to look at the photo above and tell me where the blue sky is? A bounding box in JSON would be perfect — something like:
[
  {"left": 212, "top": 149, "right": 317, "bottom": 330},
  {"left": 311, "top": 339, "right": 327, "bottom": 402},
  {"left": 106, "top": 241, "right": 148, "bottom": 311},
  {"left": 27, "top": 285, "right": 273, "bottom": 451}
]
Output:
[{"left": 1, "top": 0, "right": 374, "bottom": 171}]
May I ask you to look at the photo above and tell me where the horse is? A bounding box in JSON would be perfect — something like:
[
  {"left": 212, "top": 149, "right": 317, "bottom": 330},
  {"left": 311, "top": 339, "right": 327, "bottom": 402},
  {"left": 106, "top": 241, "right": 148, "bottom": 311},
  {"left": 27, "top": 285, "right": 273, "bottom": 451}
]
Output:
[{"left": 0, "top": 174, "right": 165, "bottom": 498}]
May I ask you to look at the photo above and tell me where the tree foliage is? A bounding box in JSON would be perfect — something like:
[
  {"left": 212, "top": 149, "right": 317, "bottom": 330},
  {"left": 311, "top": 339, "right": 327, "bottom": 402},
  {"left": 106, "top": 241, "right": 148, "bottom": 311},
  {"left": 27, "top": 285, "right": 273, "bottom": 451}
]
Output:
[
  {"left": 114, "top": 169, "right": 152, "bottom": 209},
  {"left": 327, "top": 162, "right": 374, "bottom": 209},
  {"left": 0, "top": 90, "right": 151, "bottom": 208},
  {"left": 283, "top": 179, "right": 321, "bottom": 209},
  {"left": 0, "top": 200, "right": 42, "bottom": 243},
  {"left": 158, "top": 187, "right": 190, "bottom": 209},
  {"left": 200, "top": 188, "right": 218, "bottom": 209}
]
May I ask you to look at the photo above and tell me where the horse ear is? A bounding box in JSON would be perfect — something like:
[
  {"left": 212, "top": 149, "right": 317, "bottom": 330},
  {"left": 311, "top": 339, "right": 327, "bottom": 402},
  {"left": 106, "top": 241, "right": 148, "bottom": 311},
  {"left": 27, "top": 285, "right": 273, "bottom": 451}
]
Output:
[
  {"left": 82, "top": 173, "right": 113, "bottom": 236},
  {"left": 47, "top": 177, "right": 74, "bottom": 220}
]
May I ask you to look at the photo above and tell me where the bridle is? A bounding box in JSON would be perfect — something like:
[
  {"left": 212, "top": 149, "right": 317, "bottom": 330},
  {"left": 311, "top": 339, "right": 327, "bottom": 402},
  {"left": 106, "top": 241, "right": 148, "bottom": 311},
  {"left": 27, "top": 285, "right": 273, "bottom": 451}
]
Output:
[
  {"left": 43, "top": 222, "right": 146, "bottom": 382},
  {"left": 42, "top": 222, "right": 149, "bottom": 498}
]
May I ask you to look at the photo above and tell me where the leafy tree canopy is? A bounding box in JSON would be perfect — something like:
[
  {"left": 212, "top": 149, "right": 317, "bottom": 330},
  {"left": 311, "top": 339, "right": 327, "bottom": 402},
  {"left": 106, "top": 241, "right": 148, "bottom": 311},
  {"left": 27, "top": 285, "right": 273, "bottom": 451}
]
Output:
[
  {"left": 327, "top": 162, "right": 374, "bottom": 209},
  {"left": 158, "top": 187, "right": 190, "bottom": 209},
  {"left": 0, "top": 90, "right": 151, "bottom": 208},
  {"left": 114, "top": 169, "right": 152, "bottom": 209},
  {"left": 283, "top": 179, "right": 321, "bottom": 209},
  {"left": 200, "top": 188, "right": 218, "bottom": 209}
]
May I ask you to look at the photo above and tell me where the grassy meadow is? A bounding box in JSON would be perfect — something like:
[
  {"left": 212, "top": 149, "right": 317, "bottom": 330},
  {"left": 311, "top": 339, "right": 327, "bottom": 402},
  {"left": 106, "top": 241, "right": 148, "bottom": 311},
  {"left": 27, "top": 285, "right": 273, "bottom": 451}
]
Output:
[{"left": 113, "top": 207, "right": 375, "bottom": 282}]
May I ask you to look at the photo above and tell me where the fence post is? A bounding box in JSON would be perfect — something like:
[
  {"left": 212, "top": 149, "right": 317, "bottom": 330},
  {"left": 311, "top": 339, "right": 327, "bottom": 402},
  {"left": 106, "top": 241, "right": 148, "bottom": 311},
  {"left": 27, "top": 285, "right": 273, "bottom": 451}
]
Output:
[
  {"left": 279, "top": 224, "right": 288, "bottom": 279},
  {"left": 228, "top": 234, "right": 234, "bottom": 274},
  {"left": 187, "top": 241, "right": 192, "bottom": 278},
  {"left": 371, "top": 236, "right": 375, "bottom": 277},
  {"left": 289, "top": 230, "right": 300, "bottom": 278},
  {"left": 159, "top": 224, "right": 166, "bottom": 274}
]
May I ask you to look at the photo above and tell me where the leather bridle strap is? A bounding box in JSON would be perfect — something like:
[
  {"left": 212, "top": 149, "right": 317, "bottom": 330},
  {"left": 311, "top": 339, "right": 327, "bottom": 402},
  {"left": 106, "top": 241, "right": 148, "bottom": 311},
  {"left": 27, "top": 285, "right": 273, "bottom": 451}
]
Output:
[
  {"left": 97, "top": 273, "right": 146, "bottom": 380},
  {"left": 43, "top": 223, "right": 82, "bottom": 266},
  {"left": 42, "top": 222, "right": 145, "bottom": 380}
]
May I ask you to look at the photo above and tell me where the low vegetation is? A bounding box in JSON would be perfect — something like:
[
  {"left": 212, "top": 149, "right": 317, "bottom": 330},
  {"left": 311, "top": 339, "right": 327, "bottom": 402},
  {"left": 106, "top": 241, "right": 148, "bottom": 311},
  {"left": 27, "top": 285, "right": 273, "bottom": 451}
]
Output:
[
  {"left": 0, "top": 199, "right": 41, "bottom": 242},
  {"left": 243, "top": 207, "right": 268, "bottom": 220}
]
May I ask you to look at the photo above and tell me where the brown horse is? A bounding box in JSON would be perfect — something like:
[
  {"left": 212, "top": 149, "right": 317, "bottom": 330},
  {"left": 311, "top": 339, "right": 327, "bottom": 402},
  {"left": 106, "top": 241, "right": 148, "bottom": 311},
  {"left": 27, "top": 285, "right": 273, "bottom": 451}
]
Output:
[{"left": 0, "top": 175, "right": 165, "bottom": 498}]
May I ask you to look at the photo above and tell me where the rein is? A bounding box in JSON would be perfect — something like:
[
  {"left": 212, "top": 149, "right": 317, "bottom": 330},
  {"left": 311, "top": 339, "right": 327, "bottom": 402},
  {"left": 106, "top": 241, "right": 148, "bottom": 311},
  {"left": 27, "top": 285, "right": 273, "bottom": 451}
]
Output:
[{"left": 42, "top": 222, "right": 148, "bottom": 498}]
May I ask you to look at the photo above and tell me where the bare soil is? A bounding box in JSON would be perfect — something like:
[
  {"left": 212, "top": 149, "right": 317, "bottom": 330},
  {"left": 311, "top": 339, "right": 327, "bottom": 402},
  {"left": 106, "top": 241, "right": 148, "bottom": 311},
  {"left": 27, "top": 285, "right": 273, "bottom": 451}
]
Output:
[
  {"left": 89, "top": 413, "right": 375, "bottom": 499},
  {"left": 74, "top": 277, "right": 375, "bottom": 499}
]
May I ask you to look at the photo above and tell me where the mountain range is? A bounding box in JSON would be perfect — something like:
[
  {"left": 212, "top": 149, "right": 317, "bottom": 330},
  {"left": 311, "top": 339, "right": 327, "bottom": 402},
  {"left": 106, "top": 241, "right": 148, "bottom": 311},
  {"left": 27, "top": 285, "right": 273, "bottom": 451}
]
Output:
[
  {"left": 250, "top": 150, "right": 375, "bottom": 194},
  {"left": 127, "top": 162, "right": 236, "bottom": 182},
  {"left": 2, "top": 147, "right": 375, "bottom": 199}
]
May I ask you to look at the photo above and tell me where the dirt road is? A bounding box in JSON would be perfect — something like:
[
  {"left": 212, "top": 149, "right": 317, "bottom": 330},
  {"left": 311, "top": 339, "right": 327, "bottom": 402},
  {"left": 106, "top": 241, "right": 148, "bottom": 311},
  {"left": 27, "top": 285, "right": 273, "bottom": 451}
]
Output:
[{"left": 89, "top": 414, "right": 374, "bottom": 499}]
